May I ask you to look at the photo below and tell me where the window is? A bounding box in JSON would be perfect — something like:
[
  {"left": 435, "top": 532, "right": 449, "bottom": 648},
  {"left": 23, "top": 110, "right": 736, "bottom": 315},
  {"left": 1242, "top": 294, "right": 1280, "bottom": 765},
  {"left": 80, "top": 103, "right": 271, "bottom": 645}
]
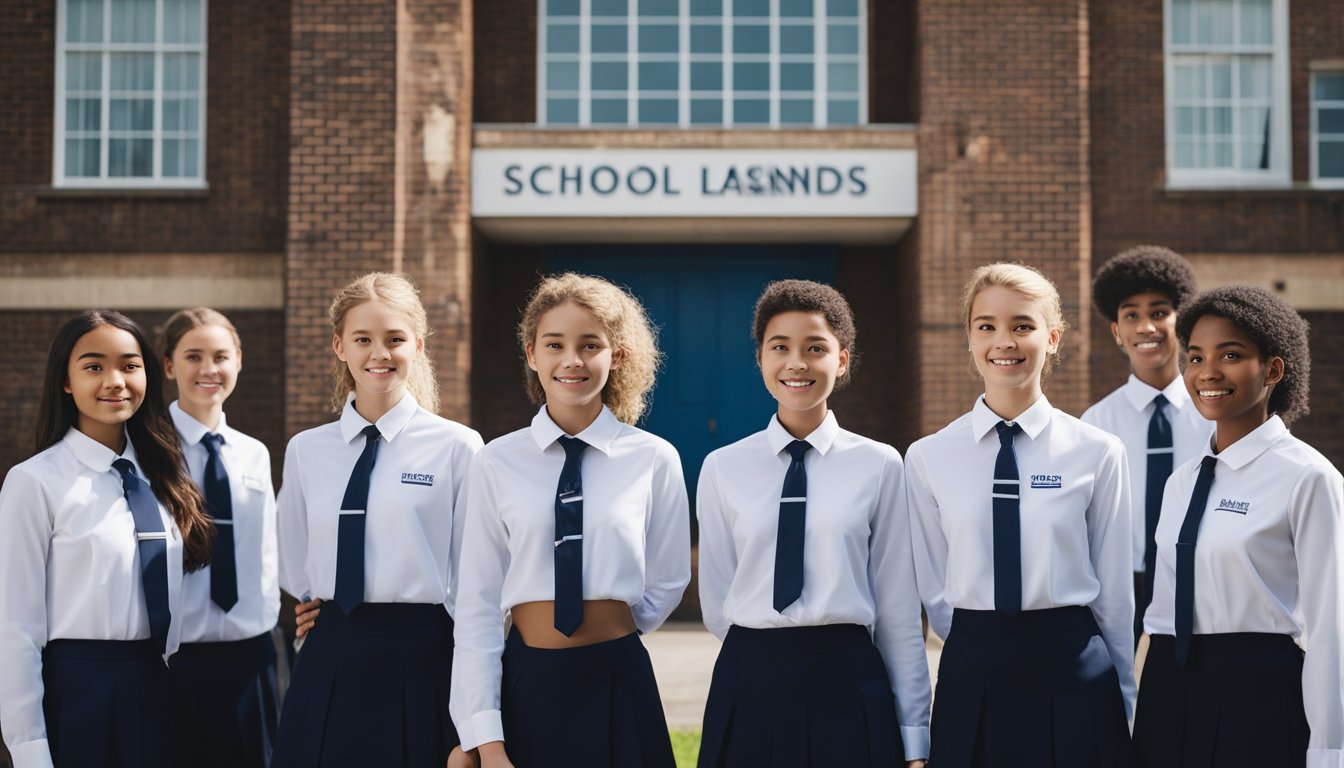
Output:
[
  {"left": 1164, "top": 0, "right": 1289, "bottom": 188},
  {"left": 1312, "top": 69, "right": 1344, "bottom": 187},
  {"left": 55, "top": 0, "right": 207, "bottom": 187},
  {"left": 539, "top": 0, "right": 866, "bottom": 128}
]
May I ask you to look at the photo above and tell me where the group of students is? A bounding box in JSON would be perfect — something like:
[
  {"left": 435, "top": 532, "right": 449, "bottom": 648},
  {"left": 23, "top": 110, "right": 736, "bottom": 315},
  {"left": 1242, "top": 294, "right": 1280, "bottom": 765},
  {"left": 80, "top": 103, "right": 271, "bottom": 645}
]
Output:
[{"left": 0, "top": 247, "right": 1338, "bottom": 768}]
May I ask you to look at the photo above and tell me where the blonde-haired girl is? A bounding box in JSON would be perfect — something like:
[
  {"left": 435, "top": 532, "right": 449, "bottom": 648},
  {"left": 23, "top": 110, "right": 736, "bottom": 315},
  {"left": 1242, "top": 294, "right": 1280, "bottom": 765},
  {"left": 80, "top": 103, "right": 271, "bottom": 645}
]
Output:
[
  {"left": 451, "top": 273, "right": 689, "bottom": 768},
  {"left": 907, "top": 263, "right": 1136, "bottom": 767},
  {"left": 273, "top": 272, "right": 483, "bottom": 766}
]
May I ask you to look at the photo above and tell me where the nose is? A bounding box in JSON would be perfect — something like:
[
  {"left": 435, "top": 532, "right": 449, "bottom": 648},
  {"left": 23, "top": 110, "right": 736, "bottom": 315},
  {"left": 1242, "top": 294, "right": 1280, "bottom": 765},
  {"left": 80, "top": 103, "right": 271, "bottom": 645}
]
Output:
[{"left": 104, "top": 368, "right": 126, "bottom": 389}]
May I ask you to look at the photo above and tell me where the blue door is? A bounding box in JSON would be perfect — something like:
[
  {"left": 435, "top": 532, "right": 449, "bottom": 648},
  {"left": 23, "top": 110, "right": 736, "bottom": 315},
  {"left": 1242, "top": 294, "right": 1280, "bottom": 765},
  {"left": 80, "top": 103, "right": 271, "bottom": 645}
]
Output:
[{"left": 546, "top": 246, "right": 836, "bottom": 508}]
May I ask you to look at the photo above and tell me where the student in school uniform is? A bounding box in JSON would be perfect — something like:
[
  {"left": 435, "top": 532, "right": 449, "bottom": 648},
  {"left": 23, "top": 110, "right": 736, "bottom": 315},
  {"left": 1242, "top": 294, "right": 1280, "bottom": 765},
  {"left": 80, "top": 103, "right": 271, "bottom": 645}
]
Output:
[
  {"left": 695, "top": 280, "right": 931, "bottom": 768},
  {"left": 451, "top": 273, "right": 690, "bottom": 768},
  {"left": 271, "top": 273, "right": 483, "bottom": 767},
  {"left": 1134, "top": 286, "right": 1343, "bottom": 768},
  {"left": 0, "top": 310, "right": 216, "bottom": 768},
  {"left": 1081, "top": 246, "right": 1213, "bottom": 640},
  {"left": 160, "top": 308, "right": 280, "bottom": 768},
  {"left": 906, "top": 263, "right": 1136, "bottom": 768}
]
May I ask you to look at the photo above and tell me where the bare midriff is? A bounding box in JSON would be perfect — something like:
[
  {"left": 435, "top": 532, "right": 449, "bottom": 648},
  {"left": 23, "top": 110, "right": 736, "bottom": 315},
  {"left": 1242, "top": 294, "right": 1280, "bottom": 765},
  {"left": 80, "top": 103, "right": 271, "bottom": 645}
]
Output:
[{"left": 510, "top": 599, "right": 636, "bottom": 648}]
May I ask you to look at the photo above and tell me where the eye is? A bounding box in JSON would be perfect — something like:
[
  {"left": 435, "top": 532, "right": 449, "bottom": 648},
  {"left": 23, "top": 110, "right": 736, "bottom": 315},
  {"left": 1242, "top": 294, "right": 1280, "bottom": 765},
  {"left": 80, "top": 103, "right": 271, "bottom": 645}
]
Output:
[
  {"left": 86, "top": 363, "right": 103, "bottom": 372},
  {"left": 976, "top": 323, "right": 994, "bottom": 332},
  {"left": 1122, "top": 311, "right": 1138, "bottom": 321},
  {"left": 1223, "top": 351, "right": 1240, "bottom": 361},
  {"left": 808, "top": 344, "right": 826, "bottom": 354},
  {"left": 354, "top": 336, "right": 371, "bottom": 344},
  {"left": 186, "top": 353, "right": 201, "bottom": 362},
  {"left": 216, "top": 354, "right": 230, "bottom": 362},
  {"left": 546, "top": 342, "right": 562, "bottom": 350},
  {"left": 771, "top": 343, "right": 787, "bottom": 352},
  {"left": 583, "top": 342, "right": 600, "bottom": 351},
  {"left": 1014, "top": 323, "right": 1035, "bottom": 333},
  {"left": 1188, "top": 354, "right": 1203, "bottom": 364},
  {"left": 124, "top": 363, "right": 141, "bottom": 372},
  {"left": 1152, "top": 310, "right": 1169, "bottom": 320}
]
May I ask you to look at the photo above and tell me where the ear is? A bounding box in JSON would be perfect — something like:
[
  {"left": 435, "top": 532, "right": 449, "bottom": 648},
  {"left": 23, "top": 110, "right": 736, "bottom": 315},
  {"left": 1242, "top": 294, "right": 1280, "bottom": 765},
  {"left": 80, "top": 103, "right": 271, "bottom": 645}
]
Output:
[
  {"left": 1264, "top": 356, "right": 1285, "bottom": 387},
  {"left": 332, "top": 333, "right": 346, "bottom": 361},
  {"left": 63, "top": 377, "right": 72, "bottom": 394},
  {"left": 163, "top": 357, "right": 176, "bottom": 380},
  {"left": 837, "top": 346, "right": 850, "bottom": 378},
  {"left": 1048, "top": 327, "right": 1063, "bottom": 355},
  {"left": 525, "top": 342, "right": 538, "bottom": 372},
  {"left": 235, "top": 347, "right": 243, "bottom": 373},
  {"left": 610, "top": 346, "right": 624, "bottom": 370},
  {"left": 1110, "top": 321, "right": 1122, "bottom": 347},
  {"left": 414, "top": 335, "right": 425, "bottom": 357}
]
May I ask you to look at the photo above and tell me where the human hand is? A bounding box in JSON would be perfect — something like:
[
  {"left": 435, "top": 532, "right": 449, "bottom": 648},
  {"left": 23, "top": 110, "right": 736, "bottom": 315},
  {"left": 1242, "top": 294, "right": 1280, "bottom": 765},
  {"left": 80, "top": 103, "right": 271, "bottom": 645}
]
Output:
[
  {"left": 447, "top": 745, "right": 479, "bottom": 768},
  {"left": 906, "top": 760, "right": 928, "bottom": 767},
  {"left": 294, "top": 597, "right": 322, "bottom": 639},
  {"left": 477, "top": 741, "right": 514, "bottom": 768}
]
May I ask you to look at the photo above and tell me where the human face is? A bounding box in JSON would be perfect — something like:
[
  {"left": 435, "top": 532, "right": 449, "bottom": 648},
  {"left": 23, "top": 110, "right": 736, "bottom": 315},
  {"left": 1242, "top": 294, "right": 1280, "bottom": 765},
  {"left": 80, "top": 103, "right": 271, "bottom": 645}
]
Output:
[
  {"left": 527, "top": 301, "right": 622, "bottom": 433},
  {"left": 64, "top": 324, "right": 147, "bottom": 450},
  {"left": 332, "top": 299, "right": 423, "bottom": 403},
  {"left": 968, "top": 285, "right": 1061, "bottom": 415},
  {"left": 1111, "top": 291, "right": 1179, "bottom": 385},
  {"left": 1184, "top": 314, "right": 1282, "bottom": 451},
  {"left": 165, "top": 324, "right": 241, "bottom": 425},
  {"left": 758, "top": 311, "right": 848, "bottom": 438}
]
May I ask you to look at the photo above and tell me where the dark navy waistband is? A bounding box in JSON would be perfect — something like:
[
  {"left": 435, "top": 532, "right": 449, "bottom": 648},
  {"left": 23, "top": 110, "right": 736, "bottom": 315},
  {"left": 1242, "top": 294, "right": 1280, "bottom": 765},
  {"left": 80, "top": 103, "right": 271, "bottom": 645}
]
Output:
[
  {"left": 951, "top": 606, "right": 1099, "bottom": 637},
  {"left": 724, "top": 623, "right": 871, "bottom": 653},
  {"left": 1148, "top": 632, "right": 1299, "bottom": 656},
  {"left": 312, "top": 602, "right": 454, "bottom": 637},
  {"left": 44, "top": 638, "right": 161, "bottom": 661},
  {"left": 505, "top": 626, "right": 643, "bottom": 660}
]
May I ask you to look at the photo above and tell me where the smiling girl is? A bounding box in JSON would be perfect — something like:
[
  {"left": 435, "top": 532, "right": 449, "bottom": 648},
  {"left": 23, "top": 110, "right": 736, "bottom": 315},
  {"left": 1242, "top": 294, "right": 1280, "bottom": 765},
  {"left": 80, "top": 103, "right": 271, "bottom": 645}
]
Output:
[
  {"left": 1134, "top": 286, "right": 1342, "bottom": 768},
  {"left": 0, "top": 311, "right": 214, "bottom": 768},
  {"left": 272, "top": 273, "right": 483, "bottom": 767},
  {"left": 906, "top": 263, "right": 1135, "bottom": 767},
  {"left": 160, "top": 308, "right": 280, "bottom": 768},
  {"left": 450, "top": 273, "right": 690, "bottom": 768}
]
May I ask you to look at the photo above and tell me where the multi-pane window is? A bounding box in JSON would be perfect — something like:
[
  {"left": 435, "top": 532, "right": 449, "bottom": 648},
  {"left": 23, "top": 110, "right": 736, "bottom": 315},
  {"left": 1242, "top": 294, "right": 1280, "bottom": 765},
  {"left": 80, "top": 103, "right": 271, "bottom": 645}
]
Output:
[
  {"left": 1164, "top": 0, "right": 1288, "bottom": 186},
  {"left": 55, "top": 0, "right": 207, "bottom": 186},
  {"left": 540, "top": 0, "right": 866, "bottom": 128},
  {"left": 1312, "top": 70, "right": 1344, "bottom": 186}
]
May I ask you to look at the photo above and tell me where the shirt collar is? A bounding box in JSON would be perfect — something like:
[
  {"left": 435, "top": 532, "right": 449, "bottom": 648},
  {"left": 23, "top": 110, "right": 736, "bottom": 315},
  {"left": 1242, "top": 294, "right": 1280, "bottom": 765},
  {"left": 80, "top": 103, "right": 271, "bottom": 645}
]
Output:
[
  {"left": 970, "top": 394, "right": 1052, "bottom": 442},
  {"left": 61, "top": 426, "right": 140, "bottom": 475},
  {"left": 169, "top": 400, "right": 230, "bottom": 445},
  {"left": 1121, "top": 373, "right": 1192, "bottom": 413},
  {"left": 765, "top": 411, "right": 840, "bottom": 456},
  {"left": 528, "top": 404, "right": 621, "bottom": 456},
  {"left": 339, "top": 391, "right": 420, "bottom": 444},
  {"left": 1203, "top": 415, "right": 1288, "bottom": 471}
]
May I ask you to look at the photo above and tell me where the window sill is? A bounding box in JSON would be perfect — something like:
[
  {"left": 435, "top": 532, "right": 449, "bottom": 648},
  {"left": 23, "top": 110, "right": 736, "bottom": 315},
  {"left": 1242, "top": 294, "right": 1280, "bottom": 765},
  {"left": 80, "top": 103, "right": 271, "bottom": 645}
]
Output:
[
  {"left": 23, "top": 184, "right": 211, "bottom": 200},
  {"left": 1162, "top": 181, "right": 1343, "bottom": 198}
]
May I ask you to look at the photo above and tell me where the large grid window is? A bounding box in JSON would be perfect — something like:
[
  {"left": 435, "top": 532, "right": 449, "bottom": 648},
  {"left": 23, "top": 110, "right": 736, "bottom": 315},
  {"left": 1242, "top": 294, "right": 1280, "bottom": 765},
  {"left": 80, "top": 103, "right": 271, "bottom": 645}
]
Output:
[
  {"left": 540, "top": 0, "right": 867, "bottom": 128},
  {"left": 55, "top": 0, "right": 207, "bottom": 187},
  {"left": 1312, "top": 70, "right": 1344, "bottom": 187}
]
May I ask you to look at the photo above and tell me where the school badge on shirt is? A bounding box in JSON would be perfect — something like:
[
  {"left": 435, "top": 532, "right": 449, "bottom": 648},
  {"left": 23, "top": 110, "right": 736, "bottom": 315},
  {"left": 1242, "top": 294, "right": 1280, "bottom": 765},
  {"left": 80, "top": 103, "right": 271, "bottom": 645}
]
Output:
[
  {"left": 401, "top": 472, "right": 436, "bottom": 487},
  {"left": 1030, "top": 473, "right": 1063, "bottom": 489},
  {"left": 1215, "top": 498, "right": 1250, "bottom": 515}
]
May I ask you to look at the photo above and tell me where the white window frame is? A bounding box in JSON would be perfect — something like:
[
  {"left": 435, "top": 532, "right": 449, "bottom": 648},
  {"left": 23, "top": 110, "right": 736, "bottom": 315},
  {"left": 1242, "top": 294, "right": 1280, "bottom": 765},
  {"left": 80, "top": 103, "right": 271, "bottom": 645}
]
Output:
[
  {"left": 1311, "top": 65, "right": 1344, "bottom": 189},
  {"left": 53, "top": 0, "right": 209, "bottom": 189},
  {"left": 1162, "top": 0, "right": 1291, "bottom": 189},
  {"left": 536, "top": 0, "right": 867, "bottom": 128}
]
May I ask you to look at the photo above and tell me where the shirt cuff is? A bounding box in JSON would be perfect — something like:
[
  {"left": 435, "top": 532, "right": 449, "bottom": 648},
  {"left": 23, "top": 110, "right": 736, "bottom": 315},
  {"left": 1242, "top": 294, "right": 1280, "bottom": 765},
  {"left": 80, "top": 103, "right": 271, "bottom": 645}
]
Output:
[
  {"left": 10, "top": 738, "right": 55, "bottom": 768},
  {"left": 1307, "top": 748, "right": 1344, "bottom": 768},
  {"left": 900, "top": 725, "right": 930, "bottom": 761},
  {"left": 458, "top": 710, "right": 505, "bottom": 752}
]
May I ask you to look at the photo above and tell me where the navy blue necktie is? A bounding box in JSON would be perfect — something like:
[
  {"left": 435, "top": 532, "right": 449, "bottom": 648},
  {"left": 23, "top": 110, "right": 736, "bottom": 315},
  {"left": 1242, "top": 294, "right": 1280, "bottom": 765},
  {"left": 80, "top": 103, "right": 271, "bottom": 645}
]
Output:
[
  {"left": 1174, "top": 455, "right": 1218, "bottom": 666},
  {"left": 993, "top": 421, "right": 1023, "bottom": 616},
  {"left": 200, "top": 433, "right": 238, "bottom": 612},
  {"left": 554, "top": 436, "right": 587, "bottom": 636},
  {"left": 335, "top": 425, "right": 380, "bottom": 615},
  {"left": 112, "top": 459, "right": 171, "bottom": 655},
  {"left": 773, "top": 439, "right": 811, "bottom": 612},
  {"left": 1143, "top": 394, "right": 1174, "bottom": 610}
]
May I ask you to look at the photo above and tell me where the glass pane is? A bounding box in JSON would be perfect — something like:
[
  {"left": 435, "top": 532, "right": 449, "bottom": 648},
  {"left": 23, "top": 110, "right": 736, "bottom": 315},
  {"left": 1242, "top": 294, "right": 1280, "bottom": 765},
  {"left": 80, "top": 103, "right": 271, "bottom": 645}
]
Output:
[
  {"left": 110, "top": 0, "right": 154, "bottom": 43},
  {"left": 111, "top": 53, "right": 153, "bottom": 91},
  {"left": 780, "top": 0, "right": 812, "bottom": 17},
  {"left": 547, "top": 0, "right": 581, "bottom": 16},
  {"left": 638, "top": 61, "right": 678, "bottom": 91},
  {"left": 1239, "top": 0, "right": 1271, "bottom": 45},
  {"left": 109, "top": 98, "right": 152, "bottom": 130},
  {"left": 828, "top": 61, "right": 859, "bottom": 92},
  {"left": 592, "top": 24, "right": 628, "bottom": 53},
  {"left": 1174, "top": 140, "right": 1196, "bottom": 168},
  {"left": 109, "top": 137, "right": 152, "bottom": 176},
  {"left": 1211, "top": 106, "right": 1232, "bottom": 136},
  {"left": 1170, "top": 0, "right": 1192, "bottom": 44},
  {"left": 734, "top": 98, "right": 769, "bottom": 124},
  {"left": 638, "top": 98, "right": 678, "bottom": 124},
  {"left": 1211, "top": 139, "right": 1232, "bottom": 167},
  {"left": 1319, "top": 108, "right": 1344, "bottom": 135},
  {"left": 639, "top": 0, "right": 677, "bottom": 15},
  {"left": 638, "top": 23, "right": 678, "bottom": 53},
  {"left": 779, "top": 62, "right": 813, "bottom": 91},
  {"left": 736, "top": 0, "right": 768, "bottom": 17},
  {"left": 66, "top": 52, "right": 102, "bottom": 92},
  {"left": 163, "top": 138, "right": 199, "bottom": 178},
  {"left": 1239, "top": 141, "right": 1267, "bottom": 169},
  {"left": 1320, "top": 141, "right": 1344, "bottom": 178},
  {"left": 780, "top": 25, "right": 813, "bottom": 54},
  {"left": 828, "top": 98, "right": 859, "bottom": 124},
  {"left": 163, "top": 97, "right": 200, "bottom": 131},
  {"left": 592, "top": 61, "right": 628, "bottom": 91},
  {"left": 690, "top": 98, "right": 722, "bottom": 124},
  {"left": 1316, "top": 74, "right": 1344, "bottom": 102},
  {"left": 827, "top": 0, "right": 859, "bottom": 18},
  {"left": 780, "top": 98, "right": 813, "bottom": 124},
  {"left": 66, "top": 98, "right": 102, "bottom": 131},
  {"left": 66, "top": 0, "right": 104, "bottom": 43},
  {"left": 65, "top": 138, "right": 101, "bottom": 176},
  {"left": 548, "top": 23, "right": 581, "bottom": 53},
  {"left": 734, "top": 62, "right": 769, "bottom": 91},
  {"left": 1238, "top": 57, "right": 1269, "bottom": 98},
  {"left": 547, "top": 61, "right": 580, "bottom": 91},
  {"left": 163, "top": 0, "right": 203, "bottom": 43},
  {"left": 690, "top": 0, "right": 722, "bottom": 15},
  {"left": 592, "top": 98, "right": 628, "bottom": 124},
  {"left": 163, "top": 53, "right": 201, "bottom": 93},
  {"left": 1174, "top": 106, "right": 1199, "bottom": 136},
  {"left": 733, "top": 24, "right": 769, "bottom": 54},
  {"left": 691, "top": 23, "right": 722, "bottom": 53},
  {"left": 1197, "top": 0, "right": 1234, "bottom": 45},
  {"left": 1238, "top": 106, "right": 1267, "bottom": 141},
  {"left": 691, "top": 61, "right": 722, "bottom": 91},
  {"left": 1211, "top": 61, "right": 1231, "bottom": 98},
  {"left": 1172, "top": 62, "right": 1202, "bottom": 99},
  {"left": 827, "top": 23, "right": 859, "bottom": 55},
  {"left": 546, "top": 98, "right": 579, "bottom": 124},
  {"left": 592, "top": 0, "right": 626, "bottom": 16}
]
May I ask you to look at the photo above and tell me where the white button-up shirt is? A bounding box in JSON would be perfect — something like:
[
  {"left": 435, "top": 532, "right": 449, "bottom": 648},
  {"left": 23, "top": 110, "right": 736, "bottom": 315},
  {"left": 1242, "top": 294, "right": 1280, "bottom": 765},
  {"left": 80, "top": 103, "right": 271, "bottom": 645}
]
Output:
[
  {"left": 276, "top": 393, "right": 482, "bottom": 611},
  {"left": 1144, "top": 416, "right": 1344, "bottom": 768},
  {"left": 906, "top": 395, "right": 1137, "bottom": 714},
  {"left": 171, "top": 402, "right": 280, "bottom": 643},
  {"left": 450, "top": 405, "right": 691, "bottom": 752},
  {"left": 696, "top": 412, "right": 932, "bottom": 760},
  {"left": 0, "top": 428, "right": 185, "bottom": 768},
  {"left": 1082, "top": 374, "right": 1213, "bottom": 572}
]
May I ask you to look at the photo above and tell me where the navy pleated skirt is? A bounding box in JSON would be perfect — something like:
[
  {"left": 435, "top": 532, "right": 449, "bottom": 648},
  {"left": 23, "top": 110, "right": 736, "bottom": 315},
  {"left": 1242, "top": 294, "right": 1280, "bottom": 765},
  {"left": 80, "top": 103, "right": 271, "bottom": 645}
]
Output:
[
  {"left": 1133, "top": 633, "right": 1308, "bottom": 768},
  {"left": 271, "top": 603, "right": 457, "bottom": 768},
  {"left": 698, "top": 624, "right": 904, "bottom": 768},
  {"left": 930, "top": 606, "right": 1134, "bottom": 768},
  {"left": 169, "top": 630, "right": 279, "bottom": 768},
  {"left": 42, "top": 638, "right": 170, "bottom": 768},
  {"left": 499, "top": 627, "right": 674, "bottom": 768}
]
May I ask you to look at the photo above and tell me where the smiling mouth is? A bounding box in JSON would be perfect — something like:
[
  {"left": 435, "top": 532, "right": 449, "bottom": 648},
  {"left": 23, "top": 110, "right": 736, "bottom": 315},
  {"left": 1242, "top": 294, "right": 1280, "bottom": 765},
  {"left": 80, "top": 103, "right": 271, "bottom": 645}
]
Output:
[
  {"left": 98, "top": 396, "right": 131, "bottom": 405},
  {"left": 990, "top": 358, "right": 1024, "bottom": 366},
  {"left": 780, "top": 379, "right": 814, "bottom": 389},
  {"left": 366, "top": 367, "right": 395, "bottom": 375},
  {"left": 1135, "top": 340, "right": 1162, "bottom": 349},
  {"left": 1197, "top": 388, "right": 1232, "bottom": 399},
  {"left": 554, "top": 376, "right": 588, "bottom": 384},
  {"left": 195, "top": 381, "right": 222, "bottom": 389}
]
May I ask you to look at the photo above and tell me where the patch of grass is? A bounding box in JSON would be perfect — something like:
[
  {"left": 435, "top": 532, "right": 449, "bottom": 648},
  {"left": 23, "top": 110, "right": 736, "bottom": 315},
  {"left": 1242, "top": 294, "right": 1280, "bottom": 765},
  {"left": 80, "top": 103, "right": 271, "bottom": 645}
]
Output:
[{"left": 669, "top": 729, "right": 701, "bottom": 768}]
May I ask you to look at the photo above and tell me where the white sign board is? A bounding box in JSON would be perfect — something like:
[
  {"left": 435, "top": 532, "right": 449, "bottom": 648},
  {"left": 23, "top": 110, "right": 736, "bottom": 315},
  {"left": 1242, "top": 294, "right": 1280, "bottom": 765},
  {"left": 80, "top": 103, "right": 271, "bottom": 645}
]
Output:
[{"left": 471, "top": 148, "right": 917, "bottom": 218}]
